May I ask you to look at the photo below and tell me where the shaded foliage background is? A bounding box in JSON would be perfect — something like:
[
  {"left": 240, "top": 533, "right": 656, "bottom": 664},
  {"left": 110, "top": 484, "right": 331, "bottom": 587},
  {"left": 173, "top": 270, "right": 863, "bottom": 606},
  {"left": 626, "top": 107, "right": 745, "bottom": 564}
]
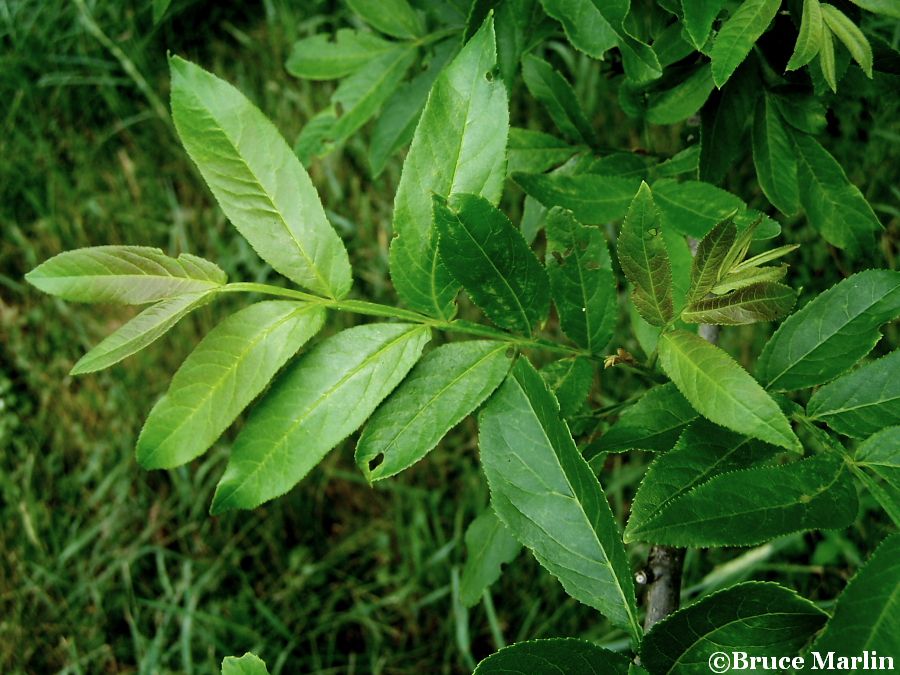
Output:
[{"left": 0, "top": 0, "right": 897, "bottom": 672}]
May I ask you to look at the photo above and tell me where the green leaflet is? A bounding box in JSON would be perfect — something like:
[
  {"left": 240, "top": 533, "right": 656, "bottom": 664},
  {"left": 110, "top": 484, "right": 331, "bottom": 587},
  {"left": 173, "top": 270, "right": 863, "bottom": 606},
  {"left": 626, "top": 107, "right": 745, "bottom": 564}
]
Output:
[
  {"left": 169, "top": 57, "right": 352, "bottom": 299},
  {"left": 821, "top": 4, "right": 873, "bottom": 78},
  {"left": 651, "top": 179, "right": 745, "bottom": 239},
  {"left": 792, "top": 130, "right": 881, "bottom": 255},
  {"left": 686, "top": 218, "right": 737, "bottom": 305},
  {"left": 774, "top": 92, "right": 827, "bottom": 134},
  {"left": 521, "top": 54, "right": 597, "bottom": 146},
  {"left": 787, "top": 0, "right": 824, "bottom": 71},
  {"left": 436, "top": 194, "right": 550, "bottom": 335},
  {"left": 641, "top": 582, "right": 828, "bottom": 675},
  {"left": 137, "top": 302, "right": 326, "bottom": 470},
  {"left": 328, "top": 45, "right": 417, "bottom": 144},
  {"left": 854, "top": 467, "right": 900, "bottom": 527},
  {"left": 807, "top": 350, "right": 900, "bottom": 438},
  {"left": 25, "top": 246, "right": 225, "bottom": 305},
  {"left": 700, "top": 60, "right": 759, "bottom": 182},
  {"left": 617, "top": 182, "right": 674, "bottom": 327},
  {"left": 152, "top": 0, "right": 172, "bottom": 24},
  {"left": 346, "top": 0, "right": 424, "bottom": 40},
  {"left": 221, "top": 653, "right": 270, "bottom": 675},
  {"left": 285, "top": 30, "right": 396, "bottom": 80},
  {"left": 478, "top": 359, "right": 641, "bottom": 642},
  {"left": 545, "top": 208, "right": 616, "bottom": 352},
  {"left": 507, "top": 128, "right": 583, "bottom": 175},
  {"left": 536, "top": 0, "right": 618, "bottom": 62},
  {"left": 646, "top": 64, "right": 716, "bottom": 125},
  {"left": 710, "top": 264, "right": 788, "bottom": 294},
  {"left": 758, "top": 270, "right": 900, "bottom": 391},
  {"left": 356, "top": 340, "right": 513, "bottom": 482},
  {"left": 654, "top": 22, "right": 697, "bottom": 70},
  {"left": 513, "top": 173, "right": 642, "bottom": 224},
  {"left": 819, "top": 26, "right": 838, "bottom": 92},
  {"left": 474, "top": 638, "right": 632, "bottom": 674},
  {"left": 849, "top": 0, "right": 900, "bottom": 18},
  {"left": 625, "top": 420, "right": 782, "bottom": 537},
  {"left": 588, "top": 383, "right": 698, "bottom": 457},
  {"left": 369, "top": 41, "right": 457, "bottom": 177},
  {"left": 627, "top": 453, "right": 857, "bottom": 546},
  {"left": 211, "top": 324, "right": 430, "bottom": 514},
  {"left": 655, "top": 146, "right": 700, "bottom": 178},
  {"left": 294, "top": 108, "right": 337, "bottom": 165},
  {"left": 710, "top": 0, "right": 781, "bottom": 87},
  {"left": 854, "top": 427, "right": 900, "bottom": 526},
  {"left": 811, "top": 533, "right": 900, "bottom": 657},
  {"left": 541, "top": 357, "right": 594, "bottom": 419},
  {"left": 658, "top": 330, "right": 800, "bottom": 451},
  {"left": 682, "top": 282, "right": 796, "bottom": 325},
  {"left": 494, "top": 0, "right": 547, "bottom": 88},
  {"left": 856, "top": 426, "right": 900, "bottom": 468},
  {"left": 389, "top": 17, "right": 508, "bottom": 319},
  {"left": 70, "top": 291, "right": 214, "bottom": 376},
  {"left": 681, "top": 0, "right": 726, "bottom": 49},
  {"left": 752, "top": 95, "right": 800, "bottom": 215},
  {"left": 459, "top": 507, "right": 522, "bottom": 607}
]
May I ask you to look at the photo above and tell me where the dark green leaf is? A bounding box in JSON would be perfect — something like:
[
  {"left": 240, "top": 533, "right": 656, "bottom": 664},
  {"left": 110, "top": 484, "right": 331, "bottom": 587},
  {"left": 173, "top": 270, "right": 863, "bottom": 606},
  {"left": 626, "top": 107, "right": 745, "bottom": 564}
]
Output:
[
  {"left": 137, "top": 302, "right": 325, "bottom": 470},
  {"left": 659, "top": 329, "right": 801, "bottom": 450},
  {"left": 646, "top": 64, "right": 716, "bottom": 125},
  {"left": 285, "top": 30, "right": 396, "bottom": 80},
  {"left": 710, "top": 0, "right": 781, "bottom": 87},
  {"left": 773, "top": 92, "right": 827, "bottom": 134},
  {"left": 436, "top": 194, "right": 550, "bottom": 335},
  {"left": 541, "top": 357, "right": 594, "bottom": 419},
  {"left": 752, "top": 95, "right": 800, "bottom": 215},
  {"left": 474, "top": 638, "right": 632, "bottom": 674},
  {"left": 699, "top": 61, "right": 759, "bottom": 182},
  {"left": 521, "top": 54, "right": 597, "bottom": 145},
  {"left": 681, "top": 0, "right": 726, "bottom": 49},
  {"left": 651, "top": 179, "right": 745, "bottom": 239},
  {"left": 641, "top": 582, "right": 827, "bottom": 674},
  {"left": 787, "top": 0, "right": 824, "bottom": 71},
  {"left": 536, "top": 0, "right": 618, "bottom": 61},
  {"left": 357, "top": 340, "right": 513, "bottom": 481},
  {"left": 686, "top": 218, "right": 737, "bottom": 305},
  {"left": 346, "top": 0, "right": 424, "bottom": 39},
  {"left": 25, "top": 246, "right": 226, "bottom": 305},
  {"left": 479, "top": 359, "right": 642, "bottom": 641},
  {"left": 211, "top": 324, "right": 430, "bottom": 513},
  {"left": 460, "top": 508, "right": 522, "bottom": 607},
  {"left": 507, "top": 128, "right": 583, "bottom": 175},
  {"left": 758, "top": 270, "right": 900, "bottom": 390},
  {"left": 514, "top": 172, "right": 642, "bottom": 224},
  {"left": 807, "top": 350, "right": 900, "bottom": 438},
  {"left": 546, "top": 208, "right": 616, "bottom": 352},
  {"left": 617, "top": 182, "right": 674, "bottom": 327},
  {"left": 854, "top": 427, "right": 900, "bottom": 525},
  {"left": 169, "top": 57, "right": 352, "bottom": 299},
  {"left": 655, "top": 146, "right": 700, "bottom": 178},
  {"left": 71, "top": 291, "right": 214, "bottom": 376},
  {"left": 390, "top": 18, "right": 508, "bottom": 318},
  {"left": 627, "top": 453, "right": 857, "bottom": 545},
  {"left": 152, "top": 0, "right": 172, "bottom": 24},
  {"left": 293, "top": 108, "right": 336, "bottom": 165}
]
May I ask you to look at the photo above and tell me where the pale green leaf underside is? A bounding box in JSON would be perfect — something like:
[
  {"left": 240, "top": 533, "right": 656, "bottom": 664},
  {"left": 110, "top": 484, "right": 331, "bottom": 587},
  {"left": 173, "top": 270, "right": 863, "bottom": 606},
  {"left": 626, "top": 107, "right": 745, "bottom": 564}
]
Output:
[
  {"left": 807, "top": 349, "right": 900, "bottom": 438},
  {"left": 758, "top": 270, "right": 900, "bottom": 391},
  {"left": 26, "top": 246, "right": 226, "bottom": 305},
  {"left": 389, "top": 17, "right": 508, "bottom": 318},
  {"left": 627, "top": 453, "right": 857, "bottom": 546},
  {"left": 357, "top": 340, "right": 512, "bottom": 482},
  {"left": 460, "top": 507, "right": 522, "bottom": 607},
  {"left": 478, "top": 359, "right": 641, "bottom": 642},
  {"left": 641, "top": 582, "right": 827, "bottom": 675},
  {"left": 137, "top": 302, "right": 326, "bottom": 469},
  {"left": 211, "top": 323, "right": 430, "bottom": 514},
  {"left": 682, "top": 282, "right": 796, "bottom": 325},
  {"left": 474, "top": 638, "right": 631, "bottom": 674},
  {"left": 71, "top": 291, "right": 214, "bottom": 375},
  {"left": 169, "top": 56, "right": 351, "bottom": 299},
  {"left": 811, "top": 533, "right": 900, "bottom": 656},
  {"left": 658, "top": 330, "right": 800, "bottom": 451}
]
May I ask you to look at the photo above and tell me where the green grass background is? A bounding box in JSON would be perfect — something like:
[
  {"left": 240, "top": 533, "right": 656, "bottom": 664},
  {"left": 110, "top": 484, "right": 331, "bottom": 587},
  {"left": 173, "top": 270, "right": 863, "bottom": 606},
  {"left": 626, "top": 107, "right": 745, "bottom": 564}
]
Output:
[{"left": 1, "top": 1, "right": 897, "bottom": 673}]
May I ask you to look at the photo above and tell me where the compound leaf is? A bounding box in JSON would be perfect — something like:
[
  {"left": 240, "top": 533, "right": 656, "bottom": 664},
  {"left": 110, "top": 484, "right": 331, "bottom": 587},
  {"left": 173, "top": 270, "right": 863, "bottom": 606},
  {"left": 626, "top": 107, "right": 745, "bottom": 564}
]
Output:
[
  {"left": 710, "top": 0, "right": 781, "bottom": 87},
  {"left": 475, "top": 638, "right": 632, "bottom": 674},
  {"left": 137, "top": 302, "right": 325, "bottom": 469},
  {"left": 211, "top": 324, "right": 430, "bottom": 513},
  {"left": 26, "top": 246, "right": 226, "bottom": 305},
  {"left": 357, "top": 340, "right": 513, "bottom": 482},
  {"left": 169, "top": 56, "right": 351, "bottom": 299},
  {"left": 807, "top": 350, "right": 900, "bottom": 438},
  {"left": 546, "top": 208, "right": 616, "bottom": 352},
  {"left": 627, "top": 453, "right": 857, "bottom": 546},
  {"left": 479, "top": 359, "right": 642, "bottom": 642},
  {"left": 658, "top": 329, "right": 800, "bottom": 451},
  {"left": 617, "top": 182, "right": 673, "bottom": 327},
  {"left": 436, "top": 194, "right": 550, "bottom": 335},
  {"left": 641, "top": 583, "right": 827, "bottom": 674},
  {"left": 71, "top": 291, "right": 214, "bottom": 376},
  {"left": 460, "top": 507, "right": 522, "bottom": 607},
  {"left": 389, "top": 17, "right": 508, "bottom": 318},
  {"left": 758, "top": 270, "right": 900, "bottom": 390}
]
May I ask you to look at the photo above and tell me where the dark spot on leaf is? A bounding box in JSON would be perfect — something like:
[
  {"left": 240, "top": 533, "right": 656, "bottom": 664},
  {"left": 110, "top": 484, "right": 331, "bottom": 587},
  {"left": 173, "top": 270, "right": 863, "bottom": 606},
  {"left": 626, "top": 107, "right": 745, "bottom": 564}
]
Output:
[{"left": 368, "top": 453, "right": 384, "bottom": 472}]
